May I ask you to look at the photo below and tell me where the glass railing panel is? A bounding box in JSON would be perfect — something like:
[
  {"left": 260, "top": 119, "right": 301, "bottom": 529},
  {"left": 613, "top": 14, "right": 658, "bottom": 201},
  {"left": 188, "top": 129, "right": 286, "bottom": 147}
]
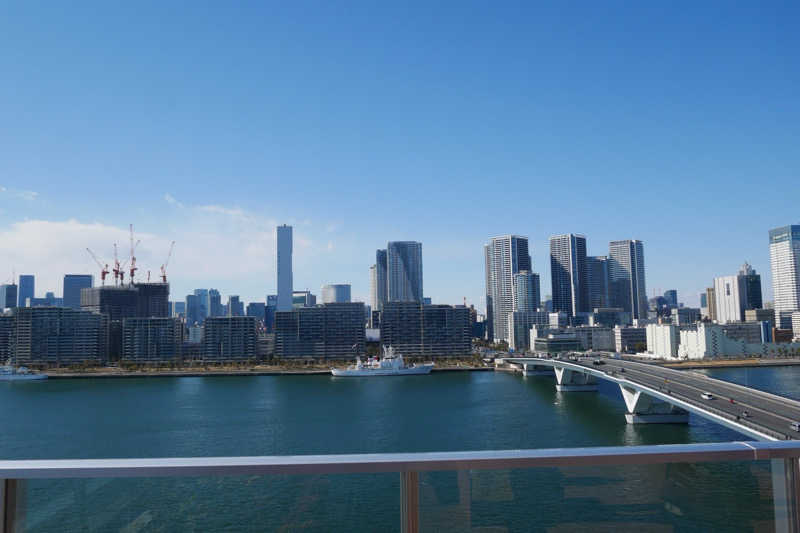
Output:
[
  {"left": 10, "top": 473, "right": 400, "bottom": 532},
  {"left": 418, "top": 460, "right": 776, "bottom": 532}
]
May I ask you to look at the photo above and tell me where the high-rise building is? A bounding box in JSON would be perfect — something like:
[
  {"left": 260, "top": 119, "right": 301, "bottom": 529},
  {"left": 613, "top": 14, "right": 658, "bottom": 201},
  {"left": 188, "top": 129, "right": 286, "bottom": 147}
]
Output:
[
  {"left": 292, "top": 290, "right": 316, "bottom": 308},
  {"left": 484, "top": 244, "right": 493, "bottom": 340},
  {"left": 705, "top": 287, "right": 717, "bottom": 322},
  {"left": 203, "top": 316, "right": 258, "bottom": 362},
  {"left": 277, "top": 225, "right": 293, "bottom": 312},
  {"left": 208, "top": 289, "right": 223, "bottom": 317},
  {"left": 485, "top": 235, "right": 531, "bottom": 342},
  {"left": 512, "top": 271, "right": 540, "bottom": 313},
  {"left": 135, "top": 283, "right": 170, "bottom": 318},
  {"left": 769, "top": 225, "right": 800, "bottom": 317},
  {"left": 275, "top": 303, "right": 366, "bottom": 359},
  {"left": 586, "top": 256, "right": 609, "bottom": 310},
  {"left": 0, "top": 284, "right": 18, "bottom": 309},
  {"left": 246, "top": 302, "right": 266, "bottom": 321},
  {"left": 185, "top": 294, "right": 202, "bottom": 326},
  {"left": 18, "top": 275, "right": 34, "bottom": 308},
  {"left": 369, "top": 265, "right": 378, "bottom": 311},
  {"left": 381, "top": 302, "right": 470, "bottom": 357},
  {"left": 387, "top": 241, "right": 423, "bottom": 303},
  {"left": 608, "top": 239, "right": 648, "bottom": 320},
  {"left": 740, "top": 262, "right": 763, "bottom": 311},
  {"left": 227, "top": 295, "right": 244, "bottom": 316},
  {"left": 265, "top": 294, "right": 277, "bottom": 332},
  {"left": 663, "top": 290, "right": 678, "bottom": 308},
  {"left": 11, "top": 307, "right": 108, "bottom": 366},
  {"left": 713, "top": 263, "right": 764, "bottom": 323},
  {"left": 193, "top": 289, "right": 209, "bottom": 322},
  {"left": 170, "top": 301, "right": 186, "bottom": 317},
  {"left": 550, "top": 234, "right": 587, "bottom": 318},
  {"left": 375, "top": 249, "right": 388, "bottom": 311},
  {"left": 321, "top": 284, "right": 351, "bottom": 304},
  {"left": 63, "top": 275, "right": 93, "bottom": 309},
  {"left": 122, "top": 318, "right": 183, "bottom": 363}
]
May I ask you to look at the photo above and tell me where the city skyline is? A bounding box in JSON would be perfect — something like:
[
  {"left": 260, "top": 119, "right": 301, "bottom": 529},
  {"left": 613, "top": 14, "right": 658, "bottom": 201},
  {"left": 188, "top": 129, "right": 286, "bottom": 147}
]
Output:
[
  {"left": 1, "top": 223, "right": 797, "bottom": 315},
  {"left": 1, "top": 3, "right": 799, "bottom": 310}
]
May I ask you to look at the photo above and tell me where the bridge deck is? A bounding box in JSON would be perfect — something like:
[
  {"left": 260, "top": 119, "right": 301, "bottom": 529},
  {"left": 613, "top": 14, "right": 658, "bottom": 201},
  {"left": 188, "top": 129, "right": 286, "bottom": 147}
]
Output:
[{"left": 505, "top": 356, "right": 800, "bottom": 441}]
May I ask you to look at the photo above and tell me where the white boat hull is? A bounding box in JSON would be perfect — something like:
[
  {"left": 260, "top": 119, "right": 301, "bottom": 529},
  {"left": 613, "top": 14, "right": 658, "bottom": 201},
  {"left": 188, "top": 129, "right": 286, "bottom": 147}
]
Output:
[
  {"left": 331, "top": 364, "right": 434, "bottom": 377},
  {"left": 0, "top": 373, "right": 48, "bottom": 381}
]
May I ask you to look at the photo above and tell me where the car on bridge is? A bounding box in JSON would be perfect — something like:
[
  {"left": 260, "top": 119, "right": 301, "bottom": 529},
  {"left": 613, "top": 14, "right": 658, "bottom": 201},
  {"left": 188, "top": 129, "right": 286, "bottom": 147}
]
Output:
[{"left": 701, "top": 393, "right": 714, "bottom": 400}]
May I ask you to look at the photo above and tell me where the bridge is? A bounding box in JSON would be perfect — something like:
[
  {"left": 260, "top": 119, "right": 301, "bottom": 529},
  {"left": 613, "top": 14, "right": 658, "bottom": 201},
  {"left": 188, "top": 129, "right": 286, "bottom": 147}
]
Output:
[{"left": 498, "top": 355, "right": 800, "bottom": 442}]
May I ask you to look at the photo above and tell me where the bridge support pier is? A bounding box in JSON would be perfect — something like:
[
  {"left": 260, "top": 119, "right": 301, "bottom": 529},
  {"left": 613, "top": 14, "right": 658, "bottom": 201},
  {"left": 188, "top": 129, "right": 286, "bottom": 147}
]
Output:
[
  {"left": 523, "top": 363, "right": 553, "bottom": 376},
  {"left": 619, "top": 385, "right": 689, "bottom": 424},
  {"left": 554, "top": 366, "right": 597, "bottom": 392}
]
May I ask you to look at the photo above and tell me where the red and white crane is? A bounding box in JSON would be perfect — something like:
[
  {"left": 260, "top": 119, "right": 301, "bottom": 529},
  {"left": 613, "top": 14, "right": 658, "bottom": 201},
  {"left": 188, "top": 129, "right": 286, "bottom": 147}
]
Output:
[
  {"left": 86, "top": 248, "right": 110, "bottom": 286},
  {"left": 161, "top": 241, "right": 175, "bottom": 283},
  {"left": 128, "top": 224, "right": 139, "bottom": 284}
]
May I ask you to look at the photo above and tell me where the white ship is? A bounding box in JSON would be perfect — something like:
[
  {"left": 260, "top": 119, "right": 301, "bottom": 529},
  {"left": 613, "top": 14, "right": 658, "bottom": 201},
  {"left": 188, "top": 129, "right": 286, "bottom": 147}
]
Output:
[
  {"left": 331, "top": 346, "right": 434, "bottom": 377},
  {"left": 0, "top": 358, "right": 47, "bottom": 381}
]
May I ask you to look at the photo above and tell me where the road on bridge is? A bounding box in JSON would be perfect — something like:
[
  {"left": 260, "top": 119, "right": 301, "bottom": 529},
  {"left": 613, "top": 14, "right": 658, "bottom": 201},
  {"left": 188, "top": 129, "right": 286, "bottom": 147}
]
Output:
[{"left": 539, "top": 356, "right": 800, "bottom": 441}]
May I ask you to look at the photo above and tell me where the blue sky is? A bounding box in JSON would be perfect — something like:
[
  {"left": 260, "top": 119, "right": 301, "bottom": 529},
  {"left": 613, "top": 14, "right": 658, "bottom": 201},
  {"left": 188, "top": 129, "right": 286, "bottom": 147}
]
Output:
[{"left": 1, "top": 1, "right": 798, "bottom": 309}]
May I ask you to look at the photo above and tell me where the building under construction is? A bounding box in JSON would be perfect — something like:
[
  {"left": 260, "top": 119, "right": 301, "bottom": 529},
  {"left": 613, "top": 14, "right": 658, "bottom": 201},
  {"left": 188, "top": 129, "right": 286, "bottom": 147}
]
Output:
[{"left": 134, "top": 282, "right": 170, "bottom": 318}]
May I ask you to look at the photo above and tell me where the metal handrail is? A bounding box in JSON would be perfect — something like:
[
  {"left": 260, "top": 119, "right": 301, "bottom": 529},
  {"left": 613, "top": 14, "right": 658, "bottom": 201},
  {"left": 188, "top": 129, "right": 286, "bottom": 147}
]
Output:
[{"left": 2, "top": 441, "right": 800, "bottom": 479}]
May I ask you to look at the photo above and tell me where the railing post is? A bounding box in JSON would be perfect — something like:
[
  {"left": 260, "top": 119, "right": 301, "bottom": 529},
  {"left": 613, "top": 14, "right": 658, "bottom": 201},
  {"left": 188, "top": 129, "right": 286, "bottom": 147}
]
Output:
[
  {"left": 400, "top": 470, "right": 419, "bottom": 533},
  {"left": 773, "top": 458, "right": 800, "bottom": 533}
]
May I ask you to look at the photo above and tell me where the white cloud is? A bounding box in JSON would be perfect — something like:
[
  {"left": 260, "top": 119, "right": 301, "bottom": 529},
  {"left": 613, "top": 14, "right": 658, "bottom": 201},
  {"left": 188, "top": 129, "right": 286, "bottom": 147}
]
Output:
[
  {"left": 163, "top": 193, "right": 184, "bottom": 208},
  {"left": 0, "top": 197, "right": 352, "bottom": 303},
  {"left": 0, "top": 187, "right": 39, "bottom": 201}
]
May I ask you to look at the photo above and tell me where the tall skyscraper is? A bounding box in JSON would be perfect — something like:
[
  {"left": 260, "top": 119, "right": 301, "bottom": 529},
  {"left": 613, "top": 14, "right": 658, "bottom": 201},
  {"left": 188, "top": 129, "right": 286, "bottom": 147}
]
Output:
[
  {"left": 663, "top": 290, "right": 678, "bottom": 308},
  {"left": 185, "top": 294, "right": 202, "bottom": 325},
  {"left": 713, "top": 263, "right": 763, "bottom": 324},
  {"left": 63, "top": 275, "right": 93, "bottom": 309},
  {"left": 740, "top": 262, "right": 763, "bottom": 310},
  {"left": 18, "top": 275, "right": 34, "bottom": 308},
  {"left": 277, "top": 225, "right": 293, "bottom": 312},
  {"left": 369, "top": 265, "right": 378, "bottom": 311},
  {"left": 549, "top": 234, "right": 587, "bottom": 318},
  {"left": 227, "top": 295, "right": 244, "bottom": 316},
  {"left": 484, "top": 244, "right": 493, "bottom": 340},
  {"left": 586, "top": 256, "right": 609, "bottom": 310},
  {"left": 206, "top": 289, "right": 222, "bottom": 317},
  {"left": 512, "top": 271, "right": 540, "bottom": 313},
  {"left": 0, "top": 284, "right": 18, "bottom": 309},
  {"left": 769, "top": 225, "right": 800, "bottom": 316},
  {"left": 375, "top": 249, "right": 388, "bottom": 311},
  {"left": 387, "top": 241, "right": 423, "bottom": 303},
  {"left": 485, "top": 235, "right": 531, "bottom": 342},
  {"left": 608, "top": 239, "right": 648, "bottom": 320},
  {"left": 705, "top": 287, "right": 717, "bottom": 322},
  {"left": 193, "top": 289, "right": 209, "bottom": 322},
  {"left": 321, "top": 284, "right": 351, "bottom": 303}
]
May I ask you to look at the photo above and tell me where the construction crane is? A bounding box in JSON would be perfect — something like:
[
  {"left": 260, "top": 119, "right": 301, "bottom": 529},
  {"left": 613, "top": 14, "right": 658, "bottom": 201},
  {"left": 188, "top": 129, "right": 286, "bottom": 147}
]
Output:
[
  {"left": 112, "top": 243, "right": 121, "bottom": 286},
  {"left": 128, "top": 224, "right": 139, "bottom": 284},
  {"left": 161, "top": 241, "right": 175, "bottom": 283},
  {"left": 86, "top": 248, "right": 110, "bottom": 286}
]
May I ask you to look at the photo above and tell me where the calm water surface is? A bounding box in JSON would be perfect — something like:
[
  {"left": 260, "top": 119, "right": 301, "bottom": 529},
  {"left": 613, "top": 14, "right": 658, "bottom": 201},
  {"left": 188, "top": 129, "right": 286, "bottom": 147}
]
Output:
[{"left": 1, "top": 366, "right": 795, "bottom": 531}]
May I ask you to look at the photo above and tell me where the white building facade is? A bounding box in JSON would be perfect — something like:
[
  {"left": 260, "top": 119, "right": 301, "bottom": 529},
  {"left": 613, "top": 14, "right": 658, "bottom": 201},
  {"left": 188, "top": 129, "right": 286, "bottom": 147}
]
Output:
[
  {"left": 769, "top": 225, "right": 800, "bottom": 317},
  {"left": 485, "top": 235, "right": 531, "bottom": 342}
]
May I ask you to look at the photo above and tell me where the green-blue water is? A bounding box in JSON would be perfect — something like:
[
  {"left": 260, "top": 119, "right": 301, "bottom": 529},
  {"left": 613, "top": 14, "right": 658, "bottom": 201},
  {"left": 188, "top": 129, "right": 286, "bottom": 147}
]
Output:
[{"left": 2, "top": 366, "right": 797, "bottom": 531}]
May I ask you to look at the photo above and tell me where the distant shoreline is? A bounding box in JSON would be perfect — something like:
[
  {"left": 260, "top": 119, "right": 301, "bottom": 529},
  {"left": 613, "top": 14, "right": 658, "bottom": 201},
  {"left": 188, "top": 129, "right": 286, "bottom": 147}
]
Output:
[
  {"left": 661, "top": 358, "right": 800, "bottom": 370},
  {"left": 44, "top": 366, "right": 494, "bottom": 379}
]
